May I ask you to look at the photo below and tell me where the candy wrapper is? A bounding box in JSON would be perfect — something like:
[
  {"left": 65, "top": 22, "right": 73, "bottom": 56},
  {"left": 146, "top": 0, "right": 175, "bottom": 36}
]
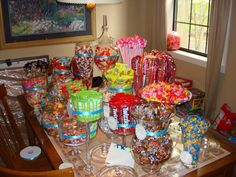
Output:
[
  {"left": 116, "top": 35, "right": 147, "bottom": 68},
  {"left": 73, "top": 44, "right": 93, "bottom": 89},
  {"left": 131, "top": 50, "right": 176, "bottom": 96},
  {"left": 180, "top": 115, "right": 210, "bottom": 167},
  {"left": 105, "top": 63, "right": 134, "bottom": 94},
  {"left": 70, "top": 90, "right": 103, "bottom": 123},
  {"left": 94, "top": 46, "right": 120, "bottom": 73},
  {"left": 108, "top": 93, "right": 141, "bottom": 135},
  {"left": 22, "top": 76, "right": 48, "bottom": 111},
  {"left": 167, "top": 31, "right": 181, "bottom": 51},
  {"left": 24, "top": 60, "right": 48, "bottom": 78}
]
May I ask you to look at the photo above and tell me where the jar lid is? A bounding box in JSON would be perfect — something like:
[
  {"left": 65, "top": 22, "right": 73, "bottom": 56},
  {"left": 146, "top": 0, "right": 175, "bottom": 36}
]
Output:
[{"left": 20, "top": 146, "right": 41, "bottom": 160}]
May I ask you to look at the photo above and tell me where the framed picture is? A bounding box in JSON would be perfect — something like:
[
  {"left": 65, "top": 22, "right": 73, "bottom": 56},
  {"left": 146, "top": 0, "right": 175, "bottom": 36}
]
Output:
[{"left": 0, "top": 0, "right": 96, "bottom": 49}]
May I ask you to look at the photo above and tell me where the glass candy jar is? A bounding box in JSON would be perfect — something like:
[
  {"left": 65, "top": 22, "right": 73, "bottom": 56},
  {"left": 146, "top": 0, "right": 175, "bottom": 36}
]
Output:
[{"left": 130, "top": 102, "right": 174, "bottom": 174}]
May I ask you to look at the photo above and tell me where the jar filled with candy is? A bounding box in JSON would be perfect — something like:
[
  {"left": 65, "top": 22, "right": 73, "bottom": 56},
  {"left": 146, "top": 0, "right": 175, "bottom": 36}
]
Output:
[
  {"left": 73, "top": 43, "right": 94, "bottom": 89},
  {"left": 94, "top": 16, "right": 119, "bottom": 74},
  {"left": 108, "top": 93, "right": 141, "bottom": 135},
  {"left": 131, "top": 104, "right": 173, "bottom": 174},
  {"left": 41, "top": 99, "right": 68, "bottom": 136},
  {"left": 59, "top": 115, "right": 98, "bottom": 146},
  {"left": 22, "top": 76, "right": 48, "bottom": 111}
]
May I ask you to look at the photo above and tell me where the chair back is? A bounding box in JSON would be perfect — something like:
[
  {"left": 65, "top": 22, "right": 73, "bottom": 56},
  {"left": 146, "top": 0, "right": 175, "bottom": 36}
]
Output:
[
  {"left": 0, "top": 166, "right": 74, "bottom": 177},
  {"left": 0, "top": 84, "right": 26, "bottom": 167}
]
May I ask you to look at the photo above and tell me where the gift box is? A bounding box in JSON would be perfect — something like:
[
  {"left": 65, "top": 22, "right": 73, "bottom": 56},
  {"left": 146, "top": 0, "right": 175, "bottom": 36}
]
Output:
[{"left": 174, "top": 76, "right": 193, "bottom": 89}]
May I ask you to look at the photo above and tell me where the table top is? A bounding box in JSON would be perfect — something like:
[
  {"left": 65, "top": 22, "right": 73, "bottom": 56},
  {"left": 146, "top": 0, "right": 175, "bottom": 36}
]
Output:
[{"left": 26, "top": 109, "right": 236, "bottom": 177}]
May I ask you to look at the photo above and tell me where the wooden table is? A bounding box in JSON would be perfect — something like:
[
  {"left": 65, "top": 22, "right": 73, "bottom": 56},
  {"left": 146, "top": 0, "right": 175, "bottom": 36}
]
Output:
[{"left": 19, "top": 95, "right": 236, "bottom": 177}]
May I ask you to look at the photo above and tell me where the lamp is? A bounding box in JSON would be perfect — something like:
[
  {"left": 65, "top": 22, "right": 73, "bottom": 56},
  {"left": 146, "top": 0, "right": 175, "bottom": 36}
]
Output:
[{"left": 57, "top": 0, "right": 122, "bottom": 4}]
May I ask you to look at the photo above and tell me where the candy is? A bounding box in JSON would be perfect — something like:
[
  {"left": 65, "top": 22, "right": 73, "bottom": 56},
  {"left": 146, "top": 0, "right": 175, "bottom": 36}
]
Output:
[
  {"left": 60, "top": 118, "right": 98, "bottom": 146},
  {"left": 94, "top": 46, "right": 120, "bottom": 73},
  {"left": 109, "top": 93, "right": 141, "bottom": 134},
  {"left": 140, "top": 81, "right": 191, "bottom": 104},
  {"left": 130, "top": 101, "right": 174, "bottom": 128},
  {"left": 24, "top": 60, "right": 48, "bottom": 78},
  {"left": 131, "top": 117, "right": 172, "bottom": 172},
  {"left": 105, "top": 63, "right": 134, "bottom": 94},
  {"left": 70, "top": 90, "right": 103, "bottom": 123},
  {"left": 167, "top": 31, "right": 181, "bottom": 51},
  {"left": 131, "top": 50, "right": 176, "bottom": 96},
  {"left": 41, "top": 99, "right": 68, "bottom": 136},
  {"left": 180, "top": 115, "right": 210, "bottom": 167},
  {"left": 22, "top": 76, "right": 48, "bottom": 111},
  {"left": 52, "top": 57, "right": 73, "bottom": 83},
  {"left": 116, "top": 35, "right": 147, "bottom": 68}
]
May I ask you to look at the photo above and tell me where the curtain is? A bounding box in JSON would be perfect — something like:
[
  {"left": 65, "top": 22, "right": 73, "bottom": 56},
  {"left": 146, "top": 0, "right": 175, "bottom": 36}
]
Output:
[
  {"left": 205, "top": 0, "right": 231, "bottom": 121},
  {"left": 144, "top": 0, "right": 167, "bottom": 52}
]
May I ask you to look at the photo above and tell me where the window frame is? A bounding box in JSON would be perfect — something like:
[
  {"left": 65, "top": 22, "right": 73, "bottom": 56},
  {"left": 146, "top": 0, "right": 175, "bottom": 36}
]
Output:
[{"left": 173, "top": 0, "right": 211, "bottom": 57}]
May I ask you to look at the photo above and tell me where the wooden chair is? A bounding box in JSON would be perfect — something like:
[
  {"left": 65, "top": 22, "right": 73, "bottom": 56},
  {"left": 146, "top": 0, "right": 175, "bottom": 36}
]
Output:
[
  {"left": 0, "top": 166, "right": 74, "bottom": 177},
  {"left": 0, "top": 84, "right": 52, "bottom": 171}
]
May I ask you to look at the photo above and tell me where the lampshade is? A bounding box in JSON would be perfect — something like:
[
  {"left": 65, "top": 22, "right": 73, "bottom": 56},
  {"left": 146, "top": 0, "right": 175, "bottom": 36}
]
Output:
[{"left": 57, "top": 0, "right": 122, "bottom": 4}]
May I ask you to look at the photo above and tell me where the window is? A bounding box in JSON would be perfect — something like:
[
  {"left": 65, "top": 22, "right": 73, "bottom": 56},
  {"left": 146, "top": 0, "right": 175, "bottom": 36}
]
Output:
[{"left": 173, "top": 0, "right": 211, "bottom": 56}]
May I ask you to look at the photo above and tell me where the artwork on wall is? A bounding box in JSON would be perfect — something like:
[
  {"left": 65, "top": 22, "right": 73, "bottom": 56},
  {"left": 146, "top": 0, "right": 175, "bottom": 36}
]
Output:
[{"left": 0, "top": 0, "right": 96, "bottom": 49}]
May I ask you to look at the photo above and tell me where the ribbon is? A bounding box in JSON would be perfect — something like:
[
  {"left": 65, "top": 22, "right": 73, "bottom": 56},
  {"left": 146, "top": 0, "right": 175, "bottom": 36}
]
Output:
[
  {"left": 23, "top": 85, "right": 47, "bottom": 91},
  {"left": 117, "top": 123, "right": 136, "bottom": 128},
  {"left": 109, "top": 87, "right": 133, "bottom": 93},
  {"left": 94, "top": 54, "right": 120, "bottom": 59},
  {"left": 73, "top": 72, "right": 81, "bottom": 77},
  {"left": 54, "top": 70, "right": 71, "bottom": 75},
  {"left": 146, "top": 129, "right": 168, "bottom": 137},
  {"left": 62, "top": 129, "right": 97, "bottom": 140},
  {"left": 76, "top": 53, "right": 93, "bottom": 57},
  {"left": 72, "top": 108, "right": 103, "bottom": 116},
  {"left": 59, "top": 57, "right": 71, "bottom": 62},
  {"left": 42, "top": 123, "right": 58, "bottom": 129}
]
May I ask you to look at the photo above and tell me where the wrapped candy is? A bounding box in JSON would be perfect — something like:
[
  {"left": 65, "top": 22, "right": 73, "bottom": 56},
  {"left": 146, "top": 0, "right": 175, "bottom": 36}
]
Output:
[
  {"left": 180, "top": 115, "right": 210, "bottom": 167},
  {"left": 24, "top": 60, "right": 48, "bottom": 78},
  {"left": 94, "top": 46, "right": 120, "bottom": 73},
  {"left": 140, "top": 82, "right": 191, "bottom": 104},
  {"left": 167, "top": 31, "right": 181, "bottom": 51},
  {"left": 109, "top": 93, "right": 141, "bottom": 135},
  {"left": 131, "top": 119, "right": 172, "bottom": 173},
  {"left": 53, "top": 57, "right": 71, "bottom": 76},
  {"left": 70, "top": 90, "right": 103, "bottom": 122},
  {"left": 22, "top": 76, "right": 47, "bottom": 111},
  {"left": 116, "top": 35, "right": 147, "bottom": 68},
  {"left": 105, "top": 63, "right": 134, "bottom": 94},
  {"left": 73, "top": 43, "right": 94, "bottom": 89},
  {"left": 131, "top": 50, "right": 176, "bottom": 96}
]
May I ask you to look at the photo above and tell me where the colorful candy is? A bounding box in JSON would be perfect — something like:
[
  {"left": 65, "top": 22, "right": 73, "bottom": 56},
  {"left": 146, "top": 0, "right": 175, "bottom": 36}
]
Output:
[
  {"left": 22, "top": 76, "right": 48, "bottom": 111},
  {"left": 70, "top": 90, "right": 103, "bottom": 123},
  {"left": 140, "top": 82, "right": 191, "bottom": 104},
  {"left": 131, "top": 50, "right": 176, "bottom": 96},
  {"left": 131, "top": 116, "right": 172, "bottom": 173},
  {"left": 60, "top": 118, "right": 98, "bottom": 146},
  {"left": 180, "top": 115, "right": 210, "bottom": 167},
  {"left": 109, "top": 93, "right": 141, "bottom": 134},
  {"left": 24, "top": 60, "right": 48, "bottom": 78},
  {"left": 94, "top": 46, "right": 120, "bottom": 73},
  {"left": 41, "top": 99, "right": 68, "bottom": 136},
  {"left": 73, "top": 44, "right": 94, "bottom": 88},
  {"left": 116, "top": 35, "right": 147, "bottom": 68},
  {"left": 105, "top": 63, "right": 134, "bottom": 94},
  {"left": 167, "top": 31, "right": 181, "bottom": 51}
]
